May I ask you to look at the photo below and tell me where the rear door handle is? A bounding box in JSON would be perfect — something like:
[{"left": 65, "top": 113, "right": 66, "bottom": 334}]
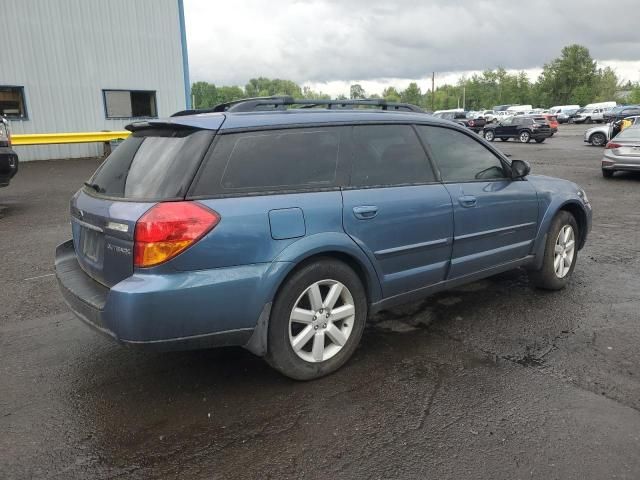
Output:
[
  {"left": 459, "top": 195, "right": 477, "bottom": 208},
  {"left": 353, "top": 206, "right": 378, "bottom": 219}
]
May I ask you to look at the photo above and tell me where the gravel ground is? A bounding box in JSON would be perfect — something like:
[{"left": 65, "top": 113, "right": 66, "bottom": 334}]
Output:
[{"left": 1, "top": 124, "right": 639, "bottom": 479}]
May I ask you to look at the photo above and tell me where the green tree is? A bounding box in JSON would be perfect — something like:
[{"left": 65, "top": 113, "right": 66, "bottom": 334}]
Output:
[
  {"left": 401, "top": 82, "right": 422, "bottom": 106},
  {"left": 350, "top": 84, "right": 366, "bottom": 99},
  {"left": 245, "top": 77, "right": 302, "bottom": 97},
  {"left": 382, "top": 86, "right": 401, "bottom": 102},
  {"left": 628, "top": 83, "right": 640, "bottom": 104},
  {"left": 592, "top": 66, "right": 620, "bottom": 101},
  {"left": 215, "top": 86, "right": 245, "bottom": 104},
  {"left": 536, "top": 44, "right": 597, "bottom": 105},
  {"left": 191, "top": 81, "right": 218, "bottom": 108},
  {"left": 301, "top": 86, "right": 331, "bottom": 100}
]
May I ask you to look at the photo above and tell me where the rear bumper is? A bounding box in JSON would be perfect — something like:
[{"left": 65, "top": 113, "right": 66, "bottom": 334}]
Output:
[
  {"left": 0, "top": 146, "right": 19, "bottom": 187},
  {"left": 602, "top": 154, "right": 640, "bottom": 171},
  {"left": 531, "top": 131, "right": 553, "bottom": 139},
  {"left": 54, "top": 240, "right": 280, "bottom": 350}
]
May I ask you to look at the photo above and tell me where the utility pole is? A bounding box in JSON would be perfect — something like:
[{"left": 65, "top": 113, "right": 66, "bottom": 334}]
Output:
[{"left": 431, "top": 72, "right": 435, "bottom": 111}]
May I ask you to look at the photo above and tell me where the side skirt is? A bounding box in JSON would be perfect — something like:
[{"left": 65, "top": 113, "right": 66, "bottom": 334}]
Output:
[{"left": 369, "top": 255, "right": 535, "bottom": 313}]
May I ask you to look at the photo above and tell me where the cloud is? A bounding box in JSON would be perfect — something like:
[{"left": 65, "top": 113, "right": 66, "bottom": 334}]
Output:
[{"left": 184, "top": 0, "right": 640, "bottom": 88}]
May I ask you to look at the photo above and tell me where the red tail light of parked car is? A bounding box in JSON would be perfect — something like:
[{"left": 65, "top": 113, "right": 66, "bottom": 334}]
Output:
[{"left": 134, "top": 202, "right": 221, "bottom": 267}]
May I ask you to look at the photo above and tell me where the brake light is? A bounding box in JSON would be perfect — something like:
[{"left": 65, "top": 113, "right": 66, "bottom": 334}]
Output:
[
  {"left": 605, "top": 142, "right": 622, "bottom": 149},
  {"left": 134, "top": 202, "right": 220, "bottom": 267},
  {"left": 468, "top": 120, "right": 475, "bottom": 127}
]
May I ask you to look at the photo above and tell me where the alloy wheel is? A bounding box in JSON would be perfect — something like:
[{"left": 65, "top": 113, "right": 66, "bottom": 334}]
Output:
[
  {"left": 288, "top": 280, "right": 355, "bottom": 363},
  {"left": 554, "top": 225, "right": 575, "bottom": 278}
]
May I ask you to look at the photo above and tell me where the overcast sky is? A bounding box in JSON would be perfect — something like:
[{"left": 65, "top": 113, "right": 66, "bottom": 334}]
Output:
[{"left": 184, "top": 0, "right": 640, "bottom": 95}]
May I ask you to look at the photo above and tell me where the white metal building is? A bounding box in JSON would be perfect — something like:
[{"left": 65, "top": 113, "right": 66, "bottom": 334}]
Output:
[{"left": 0, "top": 0, "right": 191, "bottom": 161}]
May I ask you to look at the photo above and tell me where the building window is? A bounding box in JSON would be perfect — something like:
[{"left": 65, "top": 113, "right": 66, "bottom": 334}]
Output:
[
  {"left": 0, "top": 86, "right": 27, "bottom": 119},
  {"left": 103, "top": 90, "right": 157, "bottom": 119}
]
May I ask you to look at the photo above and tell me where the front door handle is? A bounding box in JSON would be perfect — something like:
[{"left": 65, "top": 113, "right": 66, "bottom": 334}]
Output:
[
  {"left": 459, "top": 195, "right": 477, "bottom": 208},
  {"left": 353, "top": 205, "right": 378, "bottom": 219}
]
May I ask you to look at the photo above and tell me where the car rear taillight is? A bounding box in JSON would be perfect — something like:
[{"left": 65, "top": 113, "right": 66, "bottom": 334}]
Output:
[
  {"left": 605, "top": 142, "right": 622, "bottom": 149},
  {"left": 134, "top": 202, "right": 220, "bottom": 268},
  {"left": 468, "top": 120, "right": 475, "bottom": 127}
]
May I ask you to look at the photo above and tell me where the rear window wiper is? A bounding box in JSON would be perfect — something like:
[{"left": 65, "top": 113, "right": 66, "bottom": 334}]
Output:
[{"left": 84, "top": 181, "right": 102, "bottom": 193}]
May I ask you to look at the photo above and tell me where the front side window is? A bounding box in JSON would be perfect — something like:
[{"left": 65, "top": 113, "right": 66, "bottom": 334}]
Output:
[
  {"left": 103, "top": 90, "right": 157, "bottom": 119},
  {"left": 0, "top": 86, "right": 27, "bottom": 119},
  {"left": 350, "top": 124, "right": 434, "bottom": 187},
  {"left": 417, "top": 126, "right": 507, "bottom": 182}
]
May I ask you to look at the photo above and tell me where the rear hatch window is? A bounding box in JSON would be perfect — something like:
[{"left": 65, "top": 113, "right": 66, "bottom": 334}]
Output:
[{"left": 87, "top": 128, "right": 215, "bottom": 200}]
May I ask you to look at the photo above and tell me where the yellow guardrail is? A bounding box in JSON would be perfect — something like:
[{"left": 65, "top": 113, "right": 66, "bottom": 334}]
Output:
[{"left": 11, "top": 131, "right": 130, "bottom": 146}]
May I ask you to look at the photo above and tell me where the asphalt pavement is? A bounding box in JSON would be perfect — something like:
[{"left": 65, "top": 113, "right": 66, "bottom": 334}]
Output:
[{"left": 1, "top": 124, "right": 639, "bottom": 479}]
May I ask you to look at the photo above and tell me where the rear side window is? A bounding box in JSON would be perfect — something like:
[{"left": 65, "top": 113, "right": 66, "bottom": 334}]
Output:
[
  {"left": 87, "top": 128, "right": 214, "bottom": 199},
  {"left": 350, "top": 124, "right": 434, "bottom": 186},
  {"left": 417, "top": 126, "right": 506, "bottom": 182},
  {"left": 191, "top": 127, "right": 343, "bottom": 195}
]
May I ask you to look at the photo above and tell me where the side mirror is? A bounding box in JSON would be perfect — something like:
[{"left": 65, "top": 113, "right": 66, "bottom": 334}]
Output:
[
  {"left": 511, "top": 160, "right": 531, "bottom": 179},
  {"left": 511, "top": 159, "right": 531, "bottom": 179}
]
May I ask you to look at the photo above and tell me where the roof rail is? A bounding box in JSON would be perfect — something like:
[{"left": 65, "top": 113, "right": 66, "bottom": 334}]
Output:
[{"left": 171, "top": 96, "right": 426, "bottom": 116}]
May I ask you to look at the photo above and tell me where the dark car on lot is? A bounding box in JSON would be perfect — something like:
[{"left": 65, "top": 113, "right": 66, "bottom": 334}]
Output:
[
  {"left": 433, "top": 111, "right": 487, "bottom": 133},
  {"left": 0, "top": 117, "right": 19, "bottom": 187},
  {"left": 603, "top": 105, "right": 640, "bottom": 123},
  {"left": 483, "top": 115, "right": 553, "bottom": 143},
  {"left": 55, "top": 97, "right": 591, "bottom": 380}
]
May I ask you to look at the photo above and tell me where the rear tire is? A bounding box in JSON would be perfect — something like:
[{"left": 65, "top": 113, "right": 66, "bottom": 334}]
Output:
[
  {"left": 535, "top": 138, "right": 545, "bottom": 143},
  {"left": 500, "top": 137, "right": 508, "bottom": 142},
  {"left": 266, "top": 259, "right": 367, "bottom": 380},
  {"left": 528, "top": 211, "right": 579, "bottom": 290},
  {"left": 484, "top": 130, "right": 495, "bottom": 141},
  {"left": 519, "top": 131, "right": 531, "bottom": 143},
  {"left": 602, "top": 169, "right": 614, "bottom": 178}
]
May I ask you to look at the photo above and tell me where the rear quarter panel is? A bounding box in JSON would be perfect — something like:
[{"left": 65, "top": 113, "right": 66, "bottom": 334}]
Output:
[{"left": 170, "top": 191, "right": 345, "bottom": 270}]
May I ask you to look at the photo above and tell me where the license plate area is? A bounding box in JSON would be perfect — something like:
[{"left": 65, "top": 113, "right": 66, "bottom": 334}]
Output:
[{"left": 81, "top": 227, "right": 102, "bottom": 263}]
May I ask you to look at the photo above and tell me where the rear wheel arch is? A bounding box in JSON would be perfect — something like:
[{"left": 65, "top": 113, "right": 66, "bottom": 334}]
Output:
[{"left": 274, "top": 251, "right": 375, "bottom": 307}]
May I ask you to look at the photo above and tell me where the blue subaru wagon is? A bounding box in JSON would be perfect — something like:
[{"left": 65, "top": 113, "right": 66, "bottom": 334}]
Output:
[{"left": 55, "top": 97, "right": 592, "bottom": 380}]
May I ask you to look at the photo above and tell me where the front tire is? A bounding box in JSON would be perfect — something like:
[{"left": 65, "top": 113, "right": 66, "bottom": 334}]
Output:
[
  {"left": 528, "top": 211, "right": 579, "bottom": 290},
  {"left": 590, "top": 132, "right": 606, "bottom": 146},
  {"left": 519, "top": 131, "right": 531, "bottom": 143},
  {"left": 266, "top": 259, "right": 367, "bottom": 380},
  {"left": 484, "top": 130, "right": 495, "bottom": 141},
  {"left": 602, "top": 168, "right": 614, "bottom": 178}
]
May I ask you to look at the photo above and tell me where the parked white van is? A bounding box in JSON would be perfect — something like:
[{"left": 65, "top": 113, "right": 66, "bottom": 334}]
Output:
[
  {"left": 506, "top": 105, "right": 532, "bottom": 112},
  {"left": 549, "top": 105, "right": 581, "bottom": 114},
  {"left": 584, "top": 101, "right": 616, "bottom": 110}
]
